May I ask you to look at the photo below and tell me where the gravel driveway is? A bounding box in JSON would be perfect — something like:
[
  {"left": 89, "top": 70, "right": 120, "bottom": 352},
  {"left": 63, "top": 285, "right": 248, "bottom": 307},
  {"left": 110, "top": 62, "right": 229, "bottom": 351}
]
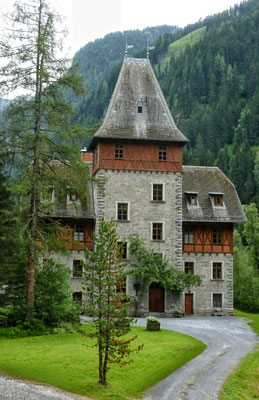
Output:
[
  {"left": 0, "top": 316, "right": 257, "bottom": 400},
  {"left": 136, "top": 316, "right": 258, "bottom": 400}
]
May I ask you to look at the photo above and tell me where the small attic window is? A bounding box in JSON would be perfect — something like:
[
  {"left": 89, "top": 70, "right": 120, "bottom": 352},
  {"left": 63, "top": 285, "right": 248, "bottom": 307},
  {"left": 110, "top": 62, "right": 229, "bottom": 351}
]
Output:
[
  {"left": 185, "top": 192, "right": 199, "bottom": 207},
  {"left": 137, "top": 101, "right": 143, "bottom": 114},
  {"left": 210, "top": 193, "right": 224, "bottom": 207}
]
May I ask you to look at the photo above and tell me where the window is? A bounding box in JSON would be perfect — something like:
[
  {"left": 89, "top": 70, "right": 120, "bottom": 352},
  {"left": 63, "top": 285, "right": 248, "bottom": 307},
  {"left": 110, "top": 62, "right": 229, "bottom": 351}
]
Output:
[
  {"left": 210, "top": 193, "right": 224, "bottom": 207},
  {"left": 213, "top": 293, "right": 222, "bottom": 308},
  {"left": 73, "top": 292, "right": 82, "bottom": 304},
  {"left": 117, "top": 203, "right": 129, "bottom": 221},
  {"left": 212, "top": 262, "right": 222, "bottom": 280},
  {"left": 137, "top": 101, "right": 143, "bottom": 114},
  {"left": 189, "top": 193, "right": 197, "bottom": 206},
  {"left": 152, "top": 183, "right": 164, "bottom": 201},
  {"left": 74, "top": 224, "right": 84, "bottom": 242},
  {"left": 42, "top": 188, "right": 55, "bottom": 203},
  {"left": 185, "top": 262, "right": 194, "bottom": 274},
  {"left": 184, "top": 229, "right": 194, "bottom": 244},
  {"left": 73, "top": 260, "right": 83, "bottom": 277},
  {"left": 152, "top": 223, "right": 163, "bottom": 240},
  {"left": 118, "top": 242, "right": 127, "bottom": 259},
  {"left": 115, "top": 144, "right": 124, "bottom": 159},
  {"left": 67, "top": 192, "right": 78, "bottom": 204},
  {"left": 154, "top": 253, "right": 163, "bottom": 262},
  {"left": 213, "top": 229, "right": 222, "bottom": 245},
  {"left": 158, "top": 146, "right": 167, "bottom": 161}
]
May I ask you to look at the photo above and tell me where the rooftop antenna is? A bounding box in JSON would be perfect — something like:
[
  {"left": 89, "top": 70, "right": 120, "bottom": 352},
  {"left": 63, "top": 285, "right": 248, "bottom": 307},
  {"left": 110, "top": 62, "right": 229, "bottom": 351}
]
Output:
[
  {"left": 125, "top": 35, "right": 128, "bottom": 58},
  {"left": 146, "top": 36, "right": 150, "bottom": 59}
]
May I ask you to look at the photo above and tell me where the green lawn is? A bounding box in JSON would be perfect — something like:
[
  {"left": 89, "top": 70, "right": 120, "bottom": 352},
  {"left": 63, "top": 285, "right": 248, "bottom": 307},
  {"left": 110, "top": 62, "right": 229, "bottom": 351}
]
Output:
[
  {"left": 220, "top": 310, "right": 259, "bottom": 400},
  {"left": 0, "top": 325, "right": 205, "bottom": 400}
]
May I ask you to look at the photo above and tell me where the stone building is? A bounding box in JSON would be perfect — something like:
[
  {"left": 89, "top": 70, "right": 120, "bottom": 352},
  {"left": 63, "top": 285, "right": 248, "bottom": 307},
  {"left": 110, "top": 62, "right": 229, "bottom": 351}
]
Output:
[{"left": 58, "top": 56, "right": 246, "bottom": 316}]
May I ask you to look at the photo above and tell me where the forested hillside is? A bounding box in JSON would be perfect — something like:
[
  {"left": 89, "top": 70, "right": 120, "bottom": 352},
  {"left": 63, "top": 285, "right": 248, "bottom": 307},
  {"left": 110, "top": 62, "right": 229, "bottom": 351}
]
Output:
[
  {"left": 68, "top": 25, "right": 178, "bottom": 107},
  {"left": 73, "top": 0, "right": 259, "bottom": 209}
]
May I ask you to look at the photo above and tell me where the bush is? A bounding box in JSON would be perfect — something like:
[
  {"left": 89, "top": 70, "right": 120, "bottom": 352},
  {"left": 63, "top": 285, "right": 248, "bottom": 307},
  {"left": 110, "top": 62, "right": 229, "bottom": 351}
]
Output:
[
  {"left": 34, "top": 260, "right": 80, "bottom": 326},
  {"left": 0, "top": 307, "right": 14, "bottom": 327}
]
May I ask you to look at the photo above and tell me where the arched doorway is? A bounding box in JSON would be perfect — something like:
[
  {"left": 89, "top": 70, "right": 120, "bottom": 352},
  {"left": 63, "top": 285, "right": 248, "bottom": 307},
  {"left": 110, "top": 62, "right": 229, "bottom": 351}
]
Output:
[{"left": 149, "top": 282, "right": 165, "bottom": 312}]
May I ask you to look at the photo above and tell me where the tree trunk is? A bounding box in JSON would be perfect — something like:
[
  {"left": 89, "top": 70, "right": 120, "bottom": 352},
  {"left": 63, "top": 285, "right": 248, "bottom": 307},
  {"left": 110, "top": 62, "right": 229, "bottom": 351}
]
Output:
[
  {"left": 26, "top": 240, "right": 36, "bottom": 320},
  {"left": 25, "top": 0, "right": 43, "bottom": 321}
]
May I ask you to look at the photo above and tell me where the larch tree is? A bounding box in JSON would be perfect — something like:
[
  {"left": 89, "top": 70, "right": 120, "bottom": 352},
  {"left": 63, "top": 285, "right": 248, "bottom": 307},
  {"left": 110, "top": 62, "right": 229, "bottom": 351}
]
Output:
[{"left": 0, "top": 0, "right": 89, "bottom": 320}]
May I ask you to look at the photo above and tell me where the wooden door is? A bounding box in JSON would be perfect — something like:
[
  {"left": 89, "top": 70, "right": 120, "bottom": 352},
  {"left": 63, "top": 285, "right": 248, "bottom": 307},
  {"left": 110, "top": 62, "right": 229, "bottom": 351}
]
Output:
[
  {"left": 185, "top": 294, "right": 193, "bottom": 315},
  {"left": 149, "top": 283, "right": 165, "bottom": 312}
]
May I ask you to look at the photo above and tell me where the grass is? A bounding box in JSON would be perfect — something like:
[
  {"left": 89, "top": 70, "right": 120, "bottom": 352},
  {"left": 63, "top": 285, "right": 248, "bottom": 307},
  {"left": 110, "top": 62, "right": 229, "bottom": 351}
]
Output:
[
  {"left": 160, "top": 27, "right": 206, "bottom": 72},
  {"left": 220, "top": 310, "right": 259, "bottom": 400},
  {"left": 0, "top": 325, "right": 205, "bottom": 400}
]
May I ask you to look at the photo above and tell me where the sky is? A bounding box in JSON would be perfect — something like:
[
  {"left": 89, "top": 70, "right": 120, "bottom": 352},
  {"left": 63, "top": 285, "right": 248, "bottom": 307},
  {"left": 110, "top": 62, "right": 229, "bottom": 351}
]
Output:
[{"left": 0, "top": 0, "right": 244, "bottom": 57}]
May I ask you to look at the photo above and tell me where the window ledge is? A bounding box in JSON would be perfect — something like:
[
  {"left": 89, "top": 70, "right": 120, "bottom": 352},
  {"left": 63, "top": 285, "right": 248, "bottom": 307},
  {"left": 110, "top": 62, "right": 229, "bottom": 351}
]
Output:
[
  {"left": 71, "top": 277, "right": 83, "bottom": 279},
  {"left": 151, "top": 240, "right": 165, "bottom": 242},
  {"left": 210, "top": 279, "right": 224, "bottom": 281},
  {"left": 116, "top": 220, "right": 130, "bottom": 223},
  {"left": 151, "top": 200, "right": 165, "bottom": 204}
]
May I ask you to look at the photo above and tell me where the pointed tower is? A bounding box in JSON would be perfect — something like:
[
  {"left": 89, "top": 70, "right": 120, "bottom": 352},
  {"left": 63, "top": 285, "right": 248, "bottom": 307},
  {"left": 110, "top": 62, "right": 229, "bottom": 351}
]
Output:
[{"left": 89, "top": 57, "right": 188, "bottom": 316}]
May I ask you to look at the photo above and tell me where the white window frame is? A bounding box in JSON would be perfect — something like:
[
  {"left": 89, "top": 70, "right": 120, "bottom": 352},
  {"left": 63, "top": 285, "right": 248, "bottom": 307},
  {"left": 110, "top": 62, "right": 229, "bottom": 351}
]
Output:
[
  {"left": 209, "top": 192, "right": 225, "bottom": 209},
  {"left": 41, "top": 188, "right": 55, "bottom": 203},
  {"left": 151, "top": 221, "right": 165, "bottom": 241},
  {"left": 183, "top": 260, "right": 196, "bottom": 274},
  {"left": 185, "top": 192, "right": 199, "bottom": 208},
  {"left": 116, "top": 202, "right": 130, "bottom": 221},
  {"left": 67, "top": 192, "right": 80, "bottom": 205},
  {"left": 211, "top": 292, "right": 224, "bottom": 308},
  {"left": 211, "top": 261, "right": 224, "bottom": 280},
  {"left": 151, "top": 182, "right": 165, "bottom": 202}
]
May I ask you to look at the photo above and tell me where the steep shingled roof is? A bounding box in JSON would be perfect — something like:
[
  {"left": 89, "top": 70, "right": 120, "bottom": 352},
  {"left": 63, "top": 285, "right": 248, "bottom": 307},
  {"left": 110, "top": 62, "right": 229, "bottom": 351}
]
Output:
[
  {"left": 182, "top": 166, "right": 247, "bottom": 223},
  {"left": 88, "top": 57, "right": 188, "bottom": 150}
]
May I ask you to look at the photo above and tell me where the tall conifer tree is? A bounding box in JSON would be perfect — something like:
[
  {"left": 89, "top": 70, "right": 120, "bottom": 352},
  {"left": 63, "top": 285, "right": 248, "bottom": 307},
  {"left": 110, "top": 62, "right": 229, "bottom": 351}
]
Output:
[{"left": 0, "top": 0, "right": 88, "bottom": 320}]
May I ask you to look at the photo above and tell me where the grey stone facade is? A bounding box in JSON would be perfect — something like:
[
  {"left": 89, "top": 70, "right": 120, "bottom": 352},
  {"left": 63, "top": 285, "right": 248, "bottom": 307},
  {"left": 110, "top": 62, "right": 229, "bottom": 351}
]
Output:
[
  {"left": 94, "top": 169, "right": 183, "bottom": 316},
  {"left": 182, "top": 253, "right": 234, "bottom": 315}
]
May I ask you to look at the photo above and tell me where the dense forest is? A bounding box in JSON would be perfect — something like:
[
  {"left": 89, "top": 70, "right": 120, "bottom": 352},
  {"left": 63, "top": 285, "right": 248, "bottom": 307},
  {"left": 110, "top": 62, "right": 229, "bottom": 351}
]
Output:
[{"left": 72, "top": 0, "right": 259, "bottom": 210}]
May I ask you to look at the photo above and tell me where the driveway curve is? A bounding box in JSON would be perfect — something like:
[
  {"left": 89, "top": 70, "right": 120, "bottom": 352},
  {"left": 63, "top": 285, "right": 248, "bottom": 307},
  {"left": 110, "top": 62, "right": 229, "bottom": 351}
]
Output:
[
  {"left": 135, "top": 316, "right": 258, "bottom": 400},
  {"left": 0, "top": 316, "right": 257, "bottom": 400}
]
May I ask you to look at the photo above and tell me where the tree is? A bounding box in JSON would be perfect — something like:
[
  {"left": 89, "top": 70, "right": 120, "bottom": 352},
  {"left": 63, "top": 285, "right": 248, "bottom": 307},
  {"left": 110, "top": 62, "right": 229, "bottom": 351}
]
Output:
[
  {"left": 233, "top": 229, "right": 259, "bottom": 312},
  {"left": 83, "top": 219, "right": 142, "bottom": 386},
  {"left": 243, "top": 204, "right": 259, "bottom": 271},
  {"left": 128, "top": 234, "right": 201, "bottom": 315},
  {"left": 0, "top": 0, "right": 89, "bottom": 320}
]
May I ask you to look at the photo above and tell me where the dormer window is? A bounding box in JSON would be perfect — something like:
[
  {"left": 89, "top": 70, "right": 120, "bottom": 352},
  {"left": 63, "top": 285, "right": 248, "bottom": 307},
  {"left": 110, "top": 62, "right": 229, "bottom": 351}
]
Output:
[
  {"left": 137, "top": 101, "right": 143, "bottom": 114},
  {"left": 185, "top": 192, "right": 199, "bottom": 207},
  {"left": 209, "top": 193, "right": 224, "bottom": 207},
  {"left": 115, "top": 144, "right": 123, "bottom": 159}
]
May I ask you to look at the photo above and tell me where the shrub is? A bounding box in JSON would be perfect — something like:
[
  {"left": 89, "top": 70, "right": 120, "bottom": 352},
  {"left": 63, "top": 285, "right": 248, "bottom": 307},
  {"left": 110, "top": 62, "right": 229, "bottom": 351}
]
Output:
[
  {"left": 0, "top": 307, "right": 14, "bottom": 327},
  {"left": 34, "top": 260, "right": 80, "bottom": 326}
]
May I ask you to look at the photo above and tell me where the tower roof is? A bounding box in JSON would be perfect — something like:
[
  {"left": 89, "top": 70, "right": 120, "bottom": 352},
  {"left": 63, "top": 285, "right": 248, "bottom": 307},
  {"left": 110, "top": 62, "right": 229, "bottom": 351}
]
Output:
[{"left": 88, "top": 57, "right": 188, "bottom": 150}]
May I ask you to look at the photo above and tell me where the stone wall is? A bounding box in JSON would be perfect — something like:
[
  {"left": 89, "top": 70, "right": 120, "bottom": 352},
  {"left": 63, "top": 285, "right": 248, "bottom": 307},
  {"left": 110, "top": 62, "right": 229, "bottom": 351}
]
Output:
[
  {"left": 182, "top": 252, "right": 234, "bottom": 315},
  {"left": 94, "top": 168, "right": 183, "bottom": 315}
]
